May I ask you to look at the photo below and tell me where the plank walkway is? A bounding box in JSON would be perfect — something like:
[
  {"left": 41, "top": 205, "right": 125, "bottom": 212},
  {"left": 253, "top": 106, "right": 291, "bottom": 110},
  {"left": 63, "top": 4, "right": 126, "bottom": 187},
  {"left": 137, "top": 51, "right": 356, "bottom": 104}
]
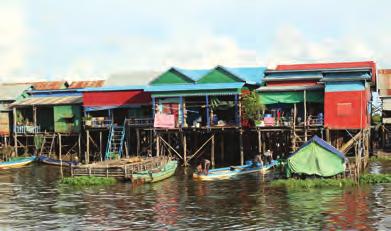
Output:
[{"left": 71, "top": 156, "right": 169, "bottom": 178}]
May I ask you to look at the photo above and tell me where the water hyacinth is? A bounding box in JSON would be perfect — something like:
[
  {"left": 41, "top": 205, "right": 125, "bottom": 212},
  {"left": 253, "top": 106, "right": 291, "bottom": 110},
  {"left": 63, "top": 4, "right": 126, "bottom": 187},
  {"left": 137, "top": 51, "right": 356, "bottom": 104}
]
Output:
[{"left": 59, "top": 176, "right": 117, "bottom": 186}]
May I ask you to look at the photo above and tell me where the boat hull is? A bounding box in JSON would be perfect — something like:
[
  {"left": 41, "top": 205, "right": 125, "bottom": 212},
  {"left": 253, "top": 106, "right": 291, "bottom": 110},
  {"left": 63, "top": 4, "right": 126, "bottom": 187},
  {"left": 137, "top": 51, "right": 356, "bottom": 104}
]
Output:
[
  {"left": 193, "top": 161, "right": 279, "bottom": 181},
  {"left": 132, "top": 160, "right": 178, "bottom": 183},
  {"left": 38, "top": 155, "right": 79, "bottom": 167},
  {"left": 0, "top": 156, "right": 36, "bottom": 169}
]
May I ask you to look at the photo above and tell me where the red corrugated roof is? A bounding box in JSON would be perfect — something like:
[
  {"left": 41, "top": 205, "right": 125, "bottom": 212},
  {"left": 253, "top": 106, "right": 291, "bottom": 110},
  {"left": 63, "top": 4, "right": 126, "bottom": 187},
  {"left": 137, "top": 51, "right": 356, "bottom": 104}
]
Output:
[
  {"left": 31, "top": 81, "right": 68, "bottom": 90},
  {"left": 68, "top": 80, "right": 105, "bottom": 89},
  {"left": 276, "top": 61, "right": 375, "bottom": 71}
]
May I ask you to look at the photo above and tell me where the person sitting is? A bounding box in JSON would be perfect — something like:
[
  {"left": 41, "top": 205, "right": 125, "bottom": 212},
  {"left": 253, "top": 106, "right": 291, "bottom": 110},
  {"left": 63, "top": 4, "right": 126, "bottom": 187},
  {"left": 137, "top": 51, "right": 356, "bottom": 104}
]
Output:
[
  {"left": 263, "top": 149, "right": 273, "bottom": 164},
  {"left": 196, "top": 162, "right": 203, "bottom": 175},
  {"left": 252, "top": 154, "right": 263, "bottom": 168},
  {"left": 203, "top": 159, "right": 211, "bottom": 175}
]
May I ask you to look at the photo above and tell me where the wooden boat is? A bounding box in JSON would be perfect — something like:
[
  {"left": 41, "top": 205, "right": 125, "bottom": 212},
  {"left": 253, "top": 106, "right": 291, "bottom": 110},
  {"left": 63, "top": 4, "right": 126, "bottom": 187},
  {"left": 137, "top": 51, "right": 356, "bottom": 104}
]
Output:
[
  {"left": 131, "top": 160, "right": 178, "bottom": 183},
  {"left": 193, "top": 160, "right": 279, "bottom": 181},
  {"left": 0, "top": 156, "right": 36, "bottom": 169},
  {"left": 38, "top": 155, "right": 79, "bottom": 167}
]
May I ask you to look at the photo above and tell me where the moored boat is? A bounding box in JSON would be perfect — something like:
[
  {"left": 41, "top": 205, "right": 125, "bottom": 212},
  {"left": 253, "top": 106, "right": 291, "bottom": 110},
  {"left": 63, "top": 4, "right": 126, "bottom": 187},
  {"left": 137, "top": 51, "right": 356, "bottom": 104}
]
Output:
[
  {"left": 131, "top": 160, "right": 178, "bottom": 183},
  {"left": 0, "top": 156, "right": 36, "bottom": 169},
  {"left": 38, "top": 155, "right": 79, "bottom": 167},
  {"left": 193, "top": 160, "right": 279, "bottom": 181}
]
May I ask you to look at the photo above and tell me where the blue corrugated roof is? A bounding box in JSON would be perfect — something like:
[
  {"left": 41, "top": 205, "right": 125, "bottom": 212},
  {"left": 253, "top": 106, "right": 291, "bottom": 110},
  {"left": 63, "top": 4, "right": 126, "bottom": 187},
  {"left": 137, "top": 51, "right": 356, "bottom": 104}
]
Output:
[
  {"left": 288, "top": 135, "right": 346, "bottom": 160},
  {"left": 78, "top": 85, "right": 146, "bottom": 92},
  {"left": 323, "top": 72, "right": 371, "bottom": 80},
  {"left": 325, "top": 82, "right": 365, "bottom": 92},
  {"left": 145, "top": 82, "right": 245, "bottom": 92},
  {"left": 221, "top": 66, "right": 266, "bottom": 85},
  {"left": 264, "top": 71, "right": 323, "bottom": 80},
  {"left": 174, "top": 68, "right": 210, "bottom": 81}
]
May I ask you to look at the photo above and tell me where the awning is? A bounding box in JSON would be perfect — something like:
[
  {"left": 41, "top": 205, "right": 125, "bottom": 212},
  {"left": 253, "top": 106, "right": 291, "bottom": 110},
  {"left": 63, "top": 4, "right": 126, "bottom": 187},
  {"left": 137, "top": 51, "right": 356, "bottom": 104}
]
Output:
[
  {"left": 10, "top": 96, "right": 82, "bottom": 107},
  {"left": 259, "top": 91, "right": 323, "bottom": 104}
]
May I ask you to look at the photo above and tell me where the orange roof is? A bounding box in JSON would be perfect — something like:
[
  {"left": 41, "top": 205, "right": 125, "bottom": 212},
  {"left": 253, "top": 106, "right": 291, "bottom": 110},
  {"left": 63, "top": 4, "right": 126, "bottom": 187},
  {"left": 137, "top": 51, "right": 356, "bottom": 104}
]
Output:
[
  {"left": 276, "top": 61, "right": 376, "bottom": 71},
  {"left": 379, "top": 69, "right": 391, "bottom": 75},
  {"left": 68, "top": 80, "right": 105, "bottom": 89},
  {"left": 31, "top": 81, "right": 68, "bottom": 90}
]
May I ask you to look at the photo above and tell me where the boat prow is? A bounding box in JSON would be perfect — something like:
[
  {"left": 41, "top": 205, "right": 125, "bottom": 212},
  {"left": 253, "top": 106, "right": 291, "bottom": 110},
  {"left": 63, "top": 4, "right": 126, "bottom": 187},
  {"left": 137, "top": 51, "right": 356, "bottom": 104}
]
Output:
[
  {"left": 0, "top": 156, "right": 36, "bottom": 169},
  {"left": 193, "top": 160, "right": 279, "bottom": 181},
  {"left": 131, "top": 160, "right": 178, "bottom": 184},
  {"left": 38, "top": 155, "right": 79, "bottom": 167}
]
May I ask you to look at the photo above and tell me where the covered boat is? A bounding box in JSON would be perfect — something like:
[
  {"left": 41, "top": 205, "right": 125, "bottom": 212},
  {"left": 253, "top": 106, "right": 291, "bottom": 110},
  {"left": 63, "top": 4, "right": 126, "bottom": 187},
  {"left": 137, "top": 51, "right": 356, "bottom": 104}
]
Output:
[
  {"left": 0, "top": 156, "right": 36, "bottom": 169},
  {"left": 38, "top": 155, "right": 79, "bottom": 167},
  {"left": 131, "top": 160, "right": 178, "bottom": 183},
  {"left": 286, "top": 135, "right": 346, "bottom": 177},
  {"left": 193, "top": 160, "right": 279, "bottom": 181}
]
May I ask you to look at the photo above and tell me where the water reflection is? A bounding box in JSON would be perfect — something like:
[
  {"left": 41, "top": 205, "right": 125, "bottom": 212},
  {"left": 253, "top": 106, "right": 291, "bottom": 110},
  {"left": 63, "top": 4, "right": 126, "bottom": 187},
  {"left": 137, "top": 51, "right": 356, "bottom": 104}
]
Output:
[{"left": 0, "top": 163, "right": 389, "bottom": 230}]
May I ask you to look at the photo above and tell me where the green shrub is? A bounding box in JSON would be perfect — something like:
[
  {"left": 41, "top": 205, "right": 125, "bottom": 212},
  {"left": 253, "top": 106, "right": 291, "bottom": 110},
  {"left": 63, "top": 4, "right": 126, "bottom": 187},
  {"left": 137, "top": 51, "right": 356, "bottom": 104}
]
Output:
[
  {"left": 59, "top": 176, "right": 117, "bottom": 186},
  {"left": 359, "top": 174, "right": 391, "bottom": 184}
]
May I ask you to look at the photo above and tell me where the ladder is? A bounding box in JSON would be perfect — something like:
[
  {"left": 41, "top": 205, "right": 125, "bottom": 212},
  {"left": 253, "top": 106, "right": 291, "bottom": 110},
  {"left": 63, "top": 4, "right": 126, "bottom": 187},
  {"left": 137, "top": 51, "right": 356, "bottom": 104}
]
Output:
[{"left": 105, "top": 121, "right": 126, "bottom": 160}]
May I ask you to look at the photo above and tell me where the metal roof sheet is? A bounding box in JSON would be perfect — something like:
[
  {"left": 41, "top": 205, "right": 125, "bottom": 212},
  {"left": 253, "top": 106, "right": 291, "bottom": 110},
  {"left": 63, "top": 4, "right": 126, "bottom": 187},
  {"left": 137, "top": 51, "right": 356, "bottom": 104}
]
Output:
[
  {"left": 68, "top": 80, "right": 105, "bottom": 89},
  {"left": 173, "top": 68, "right": 210, "bottom": 81},
  {"left": 31, "top": 81, "right": 68, "bottom": 90},
  {"left": 11, "top": 96, "right": 82, "bottom": 107},
  {"left": 145, "top": 82, "right": 245, "bottom": 92},
  {"left": 257, "top": 85, "right": 323, "bottom": 92},
  {"left": 264, "top": 71, "right": 323, "bottom": 81},
  {"left": 79, "top": 85, "right": 146, "bottom": 92},
  {"left": 220, "top": 66, "right": 266, "bottom": 85}
]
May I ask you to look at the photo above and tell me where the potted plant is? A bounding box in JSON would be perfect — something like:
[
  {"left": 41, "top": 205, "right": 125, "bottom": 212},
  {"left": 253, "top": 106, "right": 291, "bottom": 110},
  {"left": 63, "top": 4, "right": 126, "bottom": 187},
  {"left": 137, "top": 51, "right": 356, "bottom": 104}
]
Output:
[{"left": 242, "top": 91, "right": 265, "bottom": 127}]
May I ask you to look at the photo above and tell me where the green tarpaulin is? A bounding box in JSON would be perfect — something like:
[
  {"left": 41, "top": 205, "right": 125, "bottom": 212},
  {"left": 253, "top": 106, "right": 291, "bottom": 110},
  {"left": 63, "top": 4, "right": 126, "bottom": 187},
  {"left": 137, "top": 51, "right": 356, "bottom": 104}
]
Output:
[
  {"left": 259, "top": 91, "right": 323, "bottom": 104},
  {"left": 286, "top": 136, "right": 346, "bottom": 177}
]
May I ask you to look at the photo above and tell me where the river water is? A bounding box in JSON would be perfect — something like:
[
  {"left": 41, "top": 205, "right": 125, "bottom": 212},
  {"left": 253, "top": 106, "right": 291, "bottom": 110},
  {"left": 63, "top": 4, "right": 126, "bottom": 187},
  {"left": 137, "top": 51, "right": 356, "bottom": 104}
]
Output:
[{"left": 0, "top": 162, "right": 390, "bottom": 230}]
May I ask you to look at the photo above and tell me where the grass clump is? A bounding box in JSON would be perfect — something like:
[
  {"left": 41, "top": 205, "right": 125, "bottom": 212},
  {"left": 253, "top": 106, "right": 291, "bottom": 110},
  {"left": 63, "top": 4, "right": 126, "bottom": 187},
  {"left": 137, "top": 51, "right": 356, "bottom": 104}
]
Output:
[
  {"left": 59, "top": 176, "right": 117, "bottom": 186},
  {"left": 271, "top": 178, "right": 355, "bottom": 189},
  {"left": 359, "top": 174, "right": 391, "bottom": 184},
  {"left": 271, "top": 174, "right": 391, "bottom": 189},
  {"left": 369, "top": 156, "right": 391, "bottom": 162}
]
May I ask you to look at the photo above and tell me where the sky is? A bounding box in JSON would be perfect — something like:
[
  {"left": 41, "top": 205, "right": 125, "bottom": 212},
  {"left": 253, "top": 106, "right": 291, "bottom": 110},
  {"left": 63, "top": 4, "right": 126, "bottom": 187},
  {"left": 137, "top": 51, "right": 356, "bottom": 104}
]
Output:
[{"left": 0, "top": 0, "right": 390, "bottom": 82}]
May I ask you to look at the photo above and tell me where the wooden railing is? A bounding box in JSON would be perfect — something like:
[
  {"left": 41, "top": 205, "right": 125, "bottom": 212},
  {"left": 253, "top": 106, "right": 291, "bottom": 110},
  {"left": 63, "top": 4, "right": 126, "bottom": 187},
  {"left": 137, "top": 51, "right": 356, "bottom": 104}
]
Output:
[{"left": 15, "top": 125, "right": 41, "bottom": 134}]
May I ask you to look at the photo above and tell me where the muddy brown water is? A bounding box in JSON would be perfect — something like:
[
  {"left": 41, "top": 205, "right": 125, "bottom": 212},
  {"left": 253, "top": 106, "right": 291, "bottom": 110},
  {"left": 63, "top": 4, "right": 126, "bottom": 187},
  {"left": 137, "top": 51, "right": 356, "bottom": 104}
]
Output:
[{"left": 0, "top": 162, "right": 390, "bottom": 230}]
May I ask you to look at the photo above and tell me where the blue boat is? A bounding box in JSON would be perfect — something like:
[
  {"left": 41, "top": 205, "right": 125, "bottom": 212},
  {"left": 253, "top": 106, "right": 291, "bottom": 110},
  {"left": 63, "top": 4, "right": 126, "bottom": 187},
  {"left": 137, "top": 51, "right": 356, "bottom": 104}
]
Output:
[
  {"left": 193, "top": 160, "right": 279, "bottom": 181},
  {"left": 38, "top": 155, "right": 79, "bottom": 167},
  {"left": 0, "top": 156, "right": 36, "bottom": 169}
]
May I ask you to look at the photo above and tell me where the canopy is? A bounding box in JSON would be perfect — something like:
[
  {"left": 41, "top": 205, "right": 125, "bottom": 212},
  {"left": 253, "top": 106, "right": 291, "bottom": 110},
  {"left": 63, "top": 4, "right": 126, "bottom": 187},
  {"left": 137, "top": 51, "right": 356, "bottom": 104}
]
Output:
[
  {"left": 286, "top": 136, "right": 346, "bottom": 177},
  {"left": 259, "top": 91, "right": 323, "bottom": 105}
]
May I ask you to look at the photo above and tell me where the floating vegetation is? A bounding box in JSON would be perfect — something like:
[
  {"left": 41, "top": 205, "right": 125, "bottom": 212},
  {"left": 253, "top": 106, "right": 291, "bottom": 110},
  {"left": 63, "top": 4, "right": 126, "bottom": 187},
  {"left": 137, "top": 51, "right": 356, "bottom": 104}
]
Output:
[
  {"left": 369, "top": 156, "right": 391, "bottom": 162},
  {"left": 271, "top": 178, "right": 355, "bottom": 189},
  {"left": 359, "top": 174, "right": 391, "bottom": 184},
  {"left": 59, "top": 176, "right": 117, "bottom": 186},
  {"left": 271, "top": 174, "right": 391, "bottom": 189}
]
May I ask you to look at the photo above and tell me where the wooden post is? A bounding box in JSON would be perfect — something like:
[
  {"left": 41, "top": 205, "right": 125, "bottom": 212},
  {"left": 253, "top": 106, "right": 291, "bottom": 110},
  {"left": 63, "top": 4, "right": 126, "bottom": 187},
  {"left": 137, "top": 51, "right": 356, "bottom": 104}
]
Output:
[
  {"left": 86, "top": 129, "right": 90, "bottom": 164},
  {"left": 291, "top": 103, "right": 297, "bottom": 151},
  {"left": 221, "top": 133, "right": 225, "bottom": 163},
  {"left": 78, "top": 133, "right": 81, "bottom": 161},
  {"left": 33, "top": 106, "right": 37, "bottom": 129},
  {"left": 136, "top": 128, "right": 140, "bottom": 155},
  {"left": 211, "top": 134, "right": 215, "bottom": 167},
  {"left": 183, "top": 132, "right": 187, "bottom": 166},
  {"left": 167, "top": 133, "right": 172, "bottom": 156},
  {"left": 59, "top": 133, "right": 63, "bottom": 178},
  {"left": 239, "top": 130, "right": 244, "bottom": 165},
  {"left": 304, "top": 90, "right": 307, "bottom": 141},
  {"left": 258, "top": 129, "right": 262, "bottom": 155},
  {"left": 99, "top": 131, "right": 103, "bottom": 161},
  {"left": 326, "top": 128, "right": 331, "bottom": 143},
  {"left": 206, "top": 96, "right": 210, "bottom": 128},
  {"left": 13, "top": 107, "right": 18, "bottom": 156},
  {"left": 156, "top": 134, "right": 160, "bottom": 157}
]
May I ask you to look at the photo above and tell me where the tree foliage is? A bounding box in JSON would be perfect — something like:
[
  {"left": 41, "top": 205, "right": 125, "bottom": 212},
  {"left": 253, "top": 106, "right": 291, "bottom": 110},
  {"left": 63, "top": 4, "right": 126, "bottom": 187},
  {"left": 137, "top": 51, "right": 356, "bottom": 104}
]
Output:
[{"left": 242, "top": 91, "right": 265, "bottom": 121}]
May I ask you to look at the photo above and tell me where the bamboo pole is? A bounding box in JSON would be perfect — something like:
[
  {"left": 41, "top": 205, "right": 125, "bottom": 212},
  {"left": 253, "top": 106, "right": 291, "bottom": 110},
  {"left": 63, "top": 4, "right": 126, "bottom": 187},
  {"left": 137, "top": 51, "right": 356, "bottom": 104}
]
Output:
[
  {"left": 99, "top": 131, "right": 103, "bottom": 161},
  {"left": 211, "top": 134, "right": 215, "bottom": 167},
  {"left": 239, "top": 130, "right": 244, "bottom": 165},
  {"left": 183, "top": 133, "right": 188, "bottom": 166},
  {"left": 220, "top": 133, "right": 225, "bottom": 163},
  {"left": 59, "top": 133, "right": 63, "bottom": 179}
]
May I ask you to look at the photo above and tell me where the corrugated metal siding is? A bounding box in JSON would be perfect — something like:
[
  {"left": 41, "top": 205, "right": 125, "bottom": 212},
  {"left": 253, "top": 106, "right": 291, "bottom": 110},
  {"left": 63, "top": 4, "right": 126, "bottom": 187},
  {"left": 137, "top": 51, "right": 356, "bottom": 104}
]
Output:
[
  {"left": 68, "top": 80, "right": 105, "bottom": 89},
  {"left": 83, "top": 91, "right": 150, "bottom": 107},
  {"left": 197, "top": 68, "right": 239, "bottom": 84},
  {"left": 32, "top": 81, "right": 68, "bottom": 90},
  {"left": 0, "top": 112, "right": 10, "bottom": 135},
  {"left": 54, "top": 105, "right": 81, "bottom": 133},
  {"left": 11, "top": 96, "right": 82, "bottom": 107},
  {"left": 325, "top": 82, "right": 365, "bottom": 92},
  {"left": 324, "top": 90, "right": 369, "bottom": 129},
  {"left": 150, "top": 70, "right": 193, "bottom": 85}
]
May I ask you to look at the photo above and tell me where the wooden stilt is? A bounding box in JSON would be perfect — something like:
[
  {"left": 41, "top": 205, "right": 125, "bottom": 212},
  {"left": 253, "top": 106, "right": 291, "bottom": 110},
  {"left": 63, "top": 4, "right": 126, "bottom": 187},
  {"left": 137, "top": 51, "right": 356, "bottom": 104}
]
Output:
[
  {"left": 220, "top": 133, "right": 225, "bottom": 163},
  {"left": 258, "top": 129, "right": 262, "bottom": 155},
  {"left": 78, "top": 133, "right": 81, "bottom": 161},
  {"left": 99, "top": 131, "right": 103, "bottom": 161},
  {"left": 13, "top": 107, "right": 18, "bottom": 156},
  {"left": 136, "top": 128, "right": 140, "bottom": 155},
  {"left": 211, "top": 133, "right": 215, "bottom": 167},
  {"left": 86, "top": 129, "right": 90, "bottom": 164},
  {"left": 156, "top": 134, "right": 160, "bottom": 157},
  {"left": 304, "top": 90, "right": 307, "bottom": 141},
  {"left": 183, "top": 133, "right": 187, "bottom": 166},
  {"left": 59, "top": 133, "right": 63, "bottom": 178},
  {"left": 239, "top": 130, "right": 244, "bottom": 165},
  {"left": 326, "top": 128, "right": 331, "bottom": 143}
]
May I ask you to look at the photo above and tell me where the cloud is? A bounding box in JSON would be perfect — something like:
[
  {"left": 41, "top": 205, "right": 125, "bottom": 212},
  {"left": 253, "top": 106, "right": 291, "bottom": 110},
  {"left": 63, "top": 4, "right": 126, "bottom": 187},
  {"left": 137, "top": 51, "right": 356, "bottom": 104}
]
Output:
[
  {"left": 264, "top": 25, "right": 391, "bottom": 68},
  {"left": 0, "top": 2, "right": 31, "bottom": 82}
]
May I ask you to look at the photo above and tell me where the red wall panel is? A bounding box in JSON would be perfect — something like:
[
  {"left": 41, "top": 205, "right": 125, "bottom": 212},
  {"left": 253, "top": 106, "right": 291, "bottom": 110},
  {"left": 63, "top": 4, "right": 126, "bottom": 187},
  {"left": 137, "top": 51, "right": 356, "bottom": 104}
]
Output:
[
  {"left": 324, "top": 90, "right": 368, "bottom": 129},
  {"left": 83, "top": 91, "right": 151, "bottom": 107}
]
